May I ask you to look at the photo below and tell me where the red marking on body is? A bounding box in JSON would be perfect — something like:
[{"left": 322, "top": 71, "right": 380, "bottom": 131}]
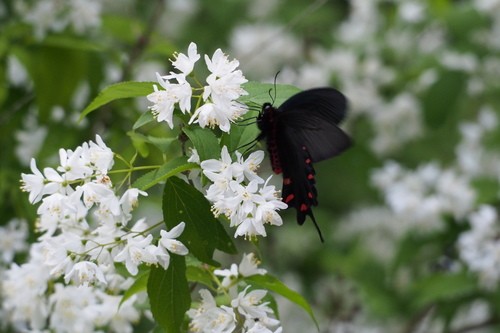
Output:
[
  {"left": 300, "top": 203, "right": 308, "bottom": 212},
  {"left": 308, "top": 192, "right": 313, "bottom": 199},
  {"left": 283, "top": 178, "right": 292, "bottom": 185},
  {"left": 307, "top": 174, "right": 314, "bottom": 180},
  {"left": 285, "top": 194, "right": 295, "bottom": 203},
  {"left": 266, "top": 109, "right": 282, "bottom": 174}
]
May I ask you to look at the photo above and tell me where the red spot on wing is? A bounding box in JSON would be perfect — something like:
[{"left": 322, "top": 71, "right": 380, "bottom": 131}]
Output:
[
  {"left": 305, "top": 158, "right": 311, "bottom": 164},
  {"left": 285, "top": 194, "right": 295, "bottom": 203},
  {"left": 300, "top": 203, "right": 308, "bottom": 212},
  {"left": 307, "top": 174, "right": 314, "bottom": 180},
  {"left": 283, "top": 178, "right": 292, "bottom": 185},
  {"left": 307, "top": 192, "right": 313, "bottom": 199}
]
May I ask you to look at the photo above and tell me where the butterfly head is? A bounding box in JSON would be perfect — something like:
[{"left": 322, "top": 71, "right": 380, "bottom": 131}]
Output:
[{"left": 257, "top": 103, "right": 276, "bottom": 132}]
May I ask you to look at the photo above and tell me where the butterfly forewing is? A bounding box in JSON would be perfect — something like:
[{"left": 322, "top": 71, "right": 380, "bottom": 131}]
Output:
[
  {"left": 277, "top": 88, "right": 351, "bottom": 162},
  {"left": 278, "top": 88, "right": 347, "bottom": 124}
]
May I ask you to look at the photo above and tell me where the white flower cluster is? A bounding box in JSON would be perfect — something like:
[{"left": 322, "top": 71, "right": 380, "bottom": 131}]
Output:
[
  {"left": 6, "top": 135, "right": 188, "bottom": 331},
  {"left": 214, "top": 253, "right": 267, "bottom": 289},
  {"left": 369, "top": 92, "right": 422, "bottom": 155},
  {"left": 199, "top": 146, "right": 287, "bottom": 239},
  {"left": 458, "top": 205, "right": 500, "bottom": 289},
  {"left": 188, "top": 253, "right": 281, "bottom": 333},
  {"left": 18, "top": 0, "right": 102, "bottom": 39},
  {"left": 147, "top": 42, "right": 248, "bottom": 133},
  {"left": 0, "top": 219, "right": 28, "bottom": 265},
  {"left": 371, "top": 161, "right": 476, "bottom": 232},
  {"left": 456, "top": 106, "right": 500, "bottom": 178}
]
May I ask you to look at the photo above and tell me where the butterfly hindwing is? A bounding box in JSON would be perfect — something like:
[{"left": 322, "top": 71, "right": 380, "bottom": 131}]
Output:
[{"left": 276, "top": 126, "right": 325, "bottom": 241}]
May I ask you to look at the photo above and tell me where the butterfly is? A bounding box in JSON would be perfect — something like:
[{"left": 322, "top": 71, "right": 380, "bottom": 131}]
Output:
[{"left": 256, "top": 88, "right": 351, "bottom": 242}]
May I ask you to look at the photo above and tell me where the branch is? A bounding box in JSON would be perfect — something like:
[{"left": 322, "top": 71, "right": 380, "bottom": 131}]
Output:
[{"left": 121, "top": 0, "right": 165, "bottom": 81}]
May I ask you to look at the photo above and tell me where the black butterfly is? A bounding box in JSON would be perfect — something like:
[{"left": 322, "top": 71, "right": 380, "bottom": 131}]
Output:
[{"left": 256, "top": 88, "right": 351, "bottom": 242}]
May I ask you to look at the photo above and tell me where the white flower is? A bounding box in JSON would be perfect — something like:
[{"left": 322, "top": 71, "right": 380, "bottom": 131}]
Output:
[
  {"left": 187, "top": 289, "right": 236, "bottom": 333},
  {"left": 147, "top": 73, "right": 193, "bottom": 128},
  {"left": 21, "top": 158, "right": 56, "bottom": 204},
  {"left": 205, "top": 49, "right": 241, "bottom": 78},
  {"left": 57, "top": 146, "right": 93, "bottom": 181},
  {"left": 3, "top": 261, "right": 51, "bottom": 329},
  {"left": 231, "top": 286, "right": 272, "bottom": 319},
  {"left": 371, "top": 161, "right": 475, "bottom": 231},
  {"left": 214, "top": 264, "right": 239, "bottom": 288},
  {"left": 246, "top": 322, "right": 282, "bottom": 333},
  {"left": 201, "top": 146, "right": 235, "bottom": 181},
  {"left": 39, "top": 233, "right": 85, "bottom": 278},
  {"left": 49, "top": 284, "right": 99, "bottom": 332},
  {"left": 86, "top": 134, "right": 114, "bottom": 174},
  {"left": 239, "top": 253, "right": 267, "bottom": 277},
  {"left": 186, "top": 48, "right": 248, "bottom": 133},
  {"left": 458, "top": 205, "right": 500, "bottom": 288},
  {"left": 0, "top": 219, "right": 29, "bottom": 263},
  {"left": 187, "top": 148, "right": 200, "bottom": 164},
  {"left": 189, "top": 101, "right": 236, "bottom": 133},
  {"left": 114, "top": 233, "right": 156, "bottom": 276},
  {"left": 201, "top": 147, "right": 285, "bottom": 238},
  {"left": 80, "top": 182, "right": 120, "bottom": 215},
  {"left": 236, "top": 150, "right": 265, "bottom": 183},
  {"left": 119, "top": 188, "right": 148, "bottom": 221},
  {"left": 68, "top": 0, "right": 101, "bottom": 34},
  {"left": 171, "top": 42, "right": 200, "bottom": 75},
  {"left": 156, "top": 222, "right": 189, "bottom": 269},
  {"left": 214, "top": 253, "right": 267, "bottom": 288},
  {"left": 64, "top": 261, "right": 107, "bottom": 286}
]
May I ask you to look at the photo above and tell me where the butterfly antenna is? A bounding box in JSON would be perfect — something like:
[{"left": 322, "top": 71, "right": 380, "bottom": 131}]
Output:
[
  {"left": 310, "top": 212, "right": 324, "bottom": 243},
  {"left": 273, "top": 71, "right": 280, "bottom": 104}
]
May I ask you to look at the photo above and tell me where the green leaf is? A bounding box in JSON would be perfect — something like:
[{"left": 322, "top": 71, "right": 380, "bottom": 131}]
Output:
[
  {"left": 128, "top": 131, "right": 150, "bottom": 158},
  {"left": 132, "top": 156, "right": 197, "bottom": 191},
  {"left": 422, "top": 70, "right": 466, "bottom": 128},
  {"left": 186, "top": 265, "right": 215, "bottom": 289},
  {"left": 221, "top": 112, "right": 260, "bottom": 154},
  {"left": 79, "top": 81, "right": 155, "bottom": 119},
  {"left": 412, "top": 272, "right": 478, "bottom": 308},
  {"left": 133, "top": 111, "right": 155, "bottom": 130},
  {"left": 148, "top": 256, "right": 190, "bottom": 333},
  {"left": 163, "top": 177, "right": 236, "bottom": 266},
  {"left": 240, "top": 82, "right": 301, "bottom": 107},
  {"left": 120, "top": 270, "right": 149, "bottom": 307},
  {"left": 246, "top": 274, "right": 319, "bottom": 330},
  {"left": 148, "top": 136, "right": 177, "bottom": 153},
  {"left": 30, "top": 45, "right": 91, "bottom": 120},
  {"left": 182, "top": 127, "right": 221, "bottom": 161},
  {"left": 42, "top": 35, "right": 104, "bottom": 52}
]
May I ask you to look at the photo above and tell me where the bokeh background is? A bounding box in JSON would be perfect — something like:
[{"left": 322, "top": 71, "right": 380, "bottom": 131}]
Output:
[{"left": 2, "top": 0, "right": 500, "bottom": 332}]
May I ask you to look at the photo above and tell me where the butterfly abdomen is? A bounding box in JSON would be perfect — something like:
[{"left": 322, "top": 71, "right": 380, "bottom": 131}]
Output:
[{"left": 258, "top": 103, "right": 283, "bottom": 174}]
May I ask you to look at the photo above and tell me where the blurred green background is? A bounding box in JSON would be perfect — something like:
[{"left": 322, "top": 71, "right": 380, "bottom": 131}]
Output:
[{"left": 2, "top": 0, "right": 500, "bottom": 332}]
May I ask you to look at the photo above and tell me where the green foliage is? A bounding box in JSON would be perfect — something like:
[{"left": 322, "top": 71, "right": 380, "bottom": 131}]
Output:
[
  {"left": 162, "top": 177, "right": 236, "bottom": 266},
  {"left": 423, "top": 70, "right": 467, "bottom": 128},
  {"left": 3, "top": 0, "right": 500, "bottom": 332},
  {"left": 148, "top": 256, "right": 190, "bottom": 333},
  {"left": 80, "top": 81, "right": 155, "bottom": 119},
  {"left": 246, "top": 274, "right": 319, "bottom": 330},
  {"left": 131, "top": 157, "right": 196, "bottom": 191}
]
